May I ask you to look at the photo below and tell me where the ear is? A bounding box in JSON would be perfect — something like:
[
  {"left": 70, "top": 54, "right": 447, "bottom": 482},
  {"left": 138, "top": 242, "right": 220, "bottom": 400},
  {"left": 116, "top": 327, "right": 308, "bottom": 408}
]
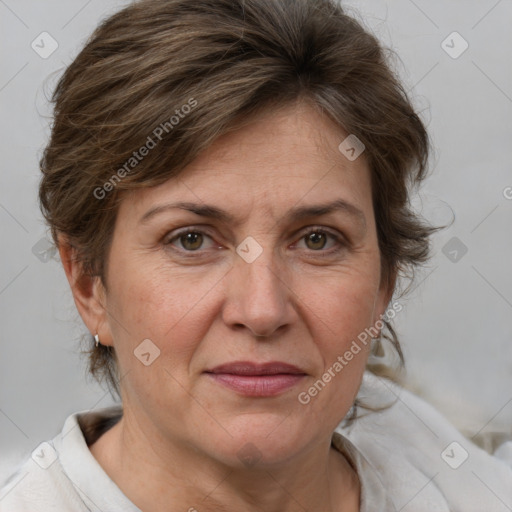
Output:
[{"left": 58, "top": 235, "right": 113, "bottom": 347}]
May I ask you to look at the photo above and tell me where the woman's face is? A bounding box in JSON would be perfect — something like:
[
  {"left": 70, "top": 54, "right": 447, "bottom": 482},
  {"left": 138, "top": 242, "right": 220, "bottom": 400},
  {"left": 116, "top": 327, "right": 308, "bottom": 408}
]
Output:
[{"left": 89, "top": 101, "right": 391, "bottom": 467}]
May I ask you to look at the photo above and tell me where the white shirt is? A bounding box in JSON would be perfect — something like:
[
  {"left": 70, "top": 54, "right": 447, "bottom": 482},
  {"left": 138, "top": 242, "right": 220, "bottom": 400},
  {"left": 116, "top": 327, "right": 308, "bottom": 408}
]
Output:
[{"left": 1, "top": 372, "right": 511, "bottom": 511}]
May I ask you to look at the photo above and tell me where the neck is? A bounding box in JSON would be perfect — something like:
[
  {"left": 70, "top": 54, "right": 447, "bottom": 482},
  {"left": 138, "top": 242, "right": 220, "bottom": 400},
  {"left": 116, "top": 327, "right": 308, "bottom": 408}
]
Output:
[{"left": 89, "top": 410, "right": 360, "bottom": 512}]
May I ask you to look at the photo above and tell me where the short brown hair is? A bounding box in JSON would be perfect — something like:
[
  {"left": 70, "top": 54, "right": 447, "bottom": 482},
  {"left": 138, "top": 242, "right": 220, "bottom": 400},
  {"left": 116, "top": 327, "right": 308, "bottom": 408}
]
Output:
[{"left": 39, "top": 0, "right": 439, "bottom": 402}]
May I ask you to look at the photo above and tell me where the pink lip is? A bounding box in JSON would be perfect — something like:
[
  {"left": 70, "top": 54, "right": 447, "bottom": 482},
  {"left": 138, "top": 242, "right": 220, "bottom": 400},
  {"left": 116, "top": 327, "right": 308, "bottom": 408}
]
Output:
[{"left": 205, "top": 361, "right": 306, "bottom": 397}]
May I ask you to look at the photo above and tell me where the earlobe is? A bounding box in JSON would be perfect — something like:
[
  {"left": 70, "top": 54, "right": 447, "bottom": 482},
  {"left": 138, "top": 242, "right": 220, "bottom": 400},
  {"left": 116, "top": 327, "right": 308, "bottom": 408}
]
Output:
[{"left": 57, "top": 235, "right": 113, "bottom": 346}]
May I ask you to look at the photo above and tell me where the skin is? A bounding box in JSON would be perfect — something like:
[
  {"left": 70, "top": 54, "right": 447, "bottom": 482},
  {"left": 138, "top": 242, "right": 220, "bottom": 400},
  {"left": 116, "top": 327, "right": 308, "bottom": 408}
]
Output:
[{"left": 60, "top": 98, "right": 394, "bottom": 512}]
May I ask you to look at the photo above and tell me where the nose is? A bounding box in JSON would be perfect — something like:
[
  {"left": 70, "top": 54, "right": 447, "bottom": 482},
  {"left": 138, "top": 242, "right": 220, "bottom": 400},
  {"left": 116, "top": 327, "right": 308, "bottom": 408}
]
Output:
[{"left": 221, "top": 248, "right": 297, "bottom": 339}]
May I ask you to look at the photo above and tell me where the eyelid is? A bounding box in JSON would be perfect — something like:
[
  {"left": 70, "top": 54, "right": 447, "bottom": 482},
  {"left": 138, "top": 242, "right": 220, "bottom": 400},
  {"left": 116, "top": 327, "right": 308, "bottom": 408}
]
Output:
[
  {"left": 164, "top": 226, "right": 218, "bottom": 248},
  {"left": 164, "top": 224, "right": 347, "bottom": 255},
  {"left": 292, "top": 226, "right": 347, "bottom": 253}
]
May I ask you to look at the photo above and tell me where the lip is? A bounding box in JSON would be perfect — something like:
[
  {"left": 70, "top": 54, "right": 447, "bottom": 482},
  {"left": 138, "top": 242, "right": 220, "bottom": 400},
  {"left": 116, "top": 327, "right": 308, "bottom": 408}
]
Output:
[
  {"left": 207, "top": 361, "right": 305, "bottom": 376},
  {"left": 205, "top": 361, "right": 307, "bottom": 397}
]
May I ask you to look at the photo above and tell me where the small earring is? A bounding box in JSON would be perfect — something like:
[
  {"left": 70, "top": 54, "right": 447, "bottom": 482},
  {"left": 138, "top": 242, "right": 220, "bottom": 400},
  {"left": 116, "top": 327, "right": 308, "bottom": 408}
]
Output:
[{"left": 94, "top": 334, "right": 100, "bottom": 348}]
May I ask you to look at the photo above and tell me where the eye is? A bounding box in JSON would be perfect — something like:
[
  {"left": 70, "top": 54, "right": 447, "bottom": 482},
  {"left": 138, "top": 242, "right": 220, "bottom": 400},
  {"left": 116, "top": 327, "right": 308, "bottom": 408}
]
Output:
[
  {"left": 164, "top": 226, "right": 346, "bottom": 256},
  {"left": 294, "top": 228, "right": 346, "bottom": 254},
  {"left": 165, "top": 229, "right": 216, "bottom": 252}
]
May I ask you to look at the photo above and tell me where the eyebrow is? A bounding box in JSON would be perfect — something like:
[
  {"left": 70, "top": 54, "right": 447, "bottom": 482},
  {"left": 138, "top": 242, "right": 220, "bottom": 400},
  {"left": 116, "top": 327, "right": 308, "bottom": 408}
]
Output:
[{"left": 139, "top": 199, "right": 366, "bottom": 230}]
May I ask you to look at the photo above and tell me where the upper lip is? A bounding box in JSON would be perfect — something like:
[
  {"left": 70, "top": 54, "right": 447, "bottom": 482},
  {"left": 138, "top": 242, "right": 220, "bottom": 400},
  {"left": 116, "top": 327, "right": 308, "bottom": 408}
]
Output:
[{"left": 206, "top": 361, "right": 306, "bottom": 376}]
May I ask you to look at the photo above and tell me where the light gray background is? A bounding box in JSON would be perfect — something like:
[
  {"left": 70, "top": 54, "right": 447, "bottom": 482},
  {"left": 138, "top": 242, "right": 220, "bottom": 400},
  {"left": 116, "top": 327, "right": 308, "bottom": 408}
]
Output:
[{"left": 1, "top": 0, "right": 511, "bottom": 481}]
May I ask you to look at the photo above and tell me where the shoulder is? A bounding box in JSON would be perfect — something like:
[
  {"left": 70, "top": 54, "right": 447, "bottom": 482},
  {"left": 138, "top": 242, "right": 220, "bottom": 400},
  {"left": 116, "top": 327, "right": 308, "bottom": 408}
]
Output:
[
  {"left": 0, "top": 406, "right": 123, "bottom": 512},
  {"left": 336, "top": 372, "right": 512, "bottom": 512},
  {"left": 0, "top": 440, "right": 88, "bottom": 512}
]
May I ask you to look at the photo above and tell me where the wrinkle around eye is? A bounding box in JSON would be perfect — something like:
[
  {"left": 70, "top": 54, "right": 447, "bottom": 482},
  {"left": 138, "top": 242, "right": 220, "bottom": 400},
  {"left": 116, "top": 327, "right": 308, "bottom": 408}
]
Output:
[{"left": 161, "top": 225, "right": 357, "bottom": 262}]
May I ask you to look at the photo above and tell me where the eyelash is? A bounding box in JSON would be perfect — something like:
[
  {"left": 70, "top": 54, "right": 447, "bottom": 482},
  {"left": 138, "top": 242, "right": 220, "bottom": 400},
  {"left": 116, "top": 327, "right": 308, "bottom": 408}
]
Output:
[{"left": 164, "top": 226, "right": 347, "bottom": 257}]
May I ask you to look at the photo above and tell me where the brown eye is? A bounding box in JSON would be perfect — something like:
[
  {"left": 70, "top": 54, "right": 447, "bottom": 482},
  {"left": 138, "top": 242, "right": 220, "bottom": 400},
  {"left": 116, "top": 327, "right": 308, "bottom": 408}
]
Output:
[
  {"left": 294, "top": 228, "right": 346, "bottom": 257},
  {"left": 305, "top": 231, "right": 328, "bottom": 250},
  {"left": 166, "top": 229, "right": 215, "bottom": 252},
  {"left": 179, "top": 232, "right": 204, "bottom": 251}
]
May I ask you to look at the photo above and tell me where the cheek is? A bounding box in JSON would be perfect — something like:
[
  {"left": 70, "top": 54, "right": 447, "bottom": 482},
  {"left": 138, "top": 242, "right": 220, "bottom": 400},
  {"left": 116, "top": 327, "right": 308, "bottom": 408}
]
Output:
[
  {"left": 105, "top": 256, "right": 227, "bottom": 368},
  {"left": 295, "top": 274, "right": 378, "bottom": 418},
  {"left": 105, "top": 266, "right": 218, "bottom": 410},
  {"left": 296, "top": 261, "right": 380, "bottom": 393},
  {"left": 312, "top": 286, "right": 375, "bottom": 383},
  {"left": 302, "top": 263, "right": 380, "bottom": 338}
]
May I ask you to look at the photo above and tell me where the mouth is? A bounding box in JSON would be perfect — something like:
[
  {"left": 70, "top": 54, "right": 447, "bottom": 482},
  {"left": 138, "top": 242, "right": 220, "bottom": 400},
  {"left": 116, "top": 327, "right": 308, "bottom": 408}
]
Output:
[{"left": 204, "top": 361, "right": 307, "bottom": 397}]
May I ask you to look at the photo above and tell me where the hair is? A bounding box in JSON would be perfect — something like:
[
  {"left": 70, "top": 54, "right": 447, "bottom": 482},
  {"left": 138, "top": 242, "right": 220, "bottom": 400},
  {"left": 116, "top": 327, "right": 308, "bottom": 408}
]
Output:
[{"left": 39, "top": 0, "right": 441, "bottom": 413}]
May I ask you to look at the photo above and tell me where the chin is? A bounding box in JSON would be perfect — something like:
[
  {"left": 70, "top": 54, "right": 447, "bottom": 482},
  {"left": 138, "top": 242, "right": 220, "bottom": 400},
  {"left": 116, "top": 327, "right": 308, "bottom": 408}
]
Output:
[{"left": 202, "top": 415, "right": 317, "bottom": 469}]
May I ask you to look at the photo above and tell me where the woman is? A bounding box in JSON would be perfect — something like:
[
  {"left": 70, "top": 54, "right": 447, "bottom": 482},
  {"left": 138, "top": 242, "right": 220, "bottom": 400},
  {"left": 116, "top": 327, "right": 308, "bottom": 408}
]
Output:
[{"left": 1, "top": 0, "right": 511, "bottom": 510}]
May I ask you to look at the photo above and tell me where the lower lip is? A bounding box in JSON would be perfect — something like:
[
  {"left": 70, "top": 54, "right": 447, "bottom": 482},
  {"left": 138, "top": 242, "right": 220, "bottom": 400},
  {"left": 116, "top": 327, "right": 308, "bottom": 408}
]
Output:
[{"left": 207, "top": 373, "right": 305, "bottom": 397}]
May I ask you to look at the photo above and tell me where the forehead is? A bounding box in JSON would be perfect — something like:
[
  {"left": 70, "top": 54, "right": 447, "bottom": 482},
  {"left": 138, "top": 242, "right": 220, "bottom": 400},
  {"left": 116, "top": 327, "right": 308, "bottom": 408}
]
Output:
[
  {"left": 120, "top": 101, "right": 373, "bottom": 222},
  {"left": 185, "top": 101, "right": 359, "bottom": 176}
]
